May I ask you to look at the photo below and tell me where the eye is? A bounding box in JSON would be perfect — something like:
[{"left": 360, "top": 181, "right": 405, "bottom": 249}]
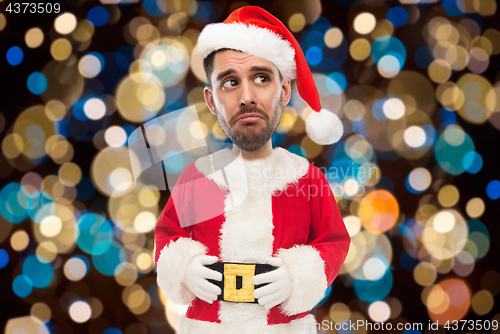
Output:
[
  {"left": 254, "top": 76, "right": 269, "bottom": 84},
  {"left": 222, "top": 79, "right": 238, "bottom": 88}
]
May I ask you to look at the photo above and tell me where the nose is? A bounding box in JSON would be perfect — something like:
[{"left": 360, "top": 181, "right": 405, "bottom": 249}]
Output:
[{"left": 240, "top": 80, "right": 256, "bottom": 107}]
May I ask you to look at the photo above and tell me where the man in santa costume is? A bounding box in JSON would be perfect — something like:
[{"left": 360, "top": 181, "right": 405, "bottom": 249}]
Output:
[{"left": 154, "top": 6, "right": 350, "bottom": 334}]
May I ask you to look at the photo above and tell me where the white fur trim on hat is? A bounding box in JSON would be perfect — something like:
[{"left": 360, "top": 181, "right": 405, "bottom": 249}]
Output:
[
  {"left": 156, "top": 237, "right": 208, "bottom": 305},
  {"left": 277, "top": 245, "right": 328, "bottom": 316},
  {"left": 197, "top": 22, "right": 296, "bottom": 82},
  {"left": 305, "top": 109, "right": 344, "bottom": 145}
]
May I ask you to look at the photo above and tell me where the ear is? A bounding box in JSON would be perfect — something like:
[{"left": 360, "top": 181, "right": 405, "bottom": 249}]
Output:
[
  {"left": 281, "top": 80, "right": 292, "bottom": 107},
  {"left": 204, "top": 86, "right": 216, "bottom": 116}
]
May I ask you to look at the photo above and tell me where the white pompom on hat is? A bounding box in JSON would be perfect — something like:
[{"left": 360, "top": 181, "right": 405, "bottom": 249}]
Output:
[{"left": 197, "top": 6, "right": 343, "bottom": 145}]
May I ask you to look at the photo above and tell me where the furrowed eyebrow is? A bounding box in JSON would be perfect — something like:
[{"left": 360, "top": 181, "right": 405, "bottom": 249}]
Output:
[
  {"left": 215, "top": 66, "right": 275, "bottom": 83},
  {"left": 250, "top": 66, "right": 275, "bottom": 75},
  {"left": 216, "top": 69, "right": 236, "bottom": 83}
]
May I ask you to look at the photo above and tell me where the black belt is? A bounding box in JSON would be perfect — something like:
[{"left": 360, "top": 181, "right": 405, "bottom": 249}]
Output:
[{"left": 206, "top": 262, "right": 277, "bottom": 303}]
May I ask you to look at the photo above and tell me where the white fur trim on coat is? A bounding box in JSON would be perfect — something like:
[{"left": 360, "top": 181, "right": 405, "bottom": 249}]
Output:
[
  {"left": 194, "top": 147, "right": 309, "bottom": 197},
  {"left": 277, "top": 245, "right": 328, "bottom": 316},
  {"left": 305, "top": 109, "right": 344, "bottom": 145},
  {"left": 177, "top": 313, "right": 319, "bottom": 334},
  {"left": 156, "top": 237, "right": 208, "bottom": 305},
  {"left": 192, "top": 147, "right": 312, "bottom": 327},
  {"left": 197, "top": 22, "right": 296, "bottom": 82}
]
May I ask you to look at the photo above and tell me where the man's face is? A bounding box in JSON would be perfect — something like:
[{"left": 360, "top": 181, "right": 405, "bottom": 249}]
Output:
[{"left": 204, "top": 50, "right": 291, "bottom": 152}]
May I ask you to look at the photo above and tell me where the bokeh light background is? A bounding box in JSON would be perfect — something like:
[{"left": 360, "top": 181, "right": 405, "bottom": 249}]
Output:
[{"left": 1, "top": 0, "right": 500, "bottom": 333}]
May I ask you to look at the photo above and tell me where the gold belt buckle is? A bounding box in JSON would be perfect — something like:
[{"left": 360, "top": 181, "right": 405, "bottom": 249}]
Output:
[{"left": 223, "top": 263, "right": 256, "bottom": 302}]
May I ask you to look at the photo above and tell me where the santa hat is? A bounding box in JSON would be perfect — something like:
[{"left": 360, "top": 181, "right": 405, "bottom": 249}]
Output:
[{"left": 197, "top": 6, "right": 343, "bottom": 145}]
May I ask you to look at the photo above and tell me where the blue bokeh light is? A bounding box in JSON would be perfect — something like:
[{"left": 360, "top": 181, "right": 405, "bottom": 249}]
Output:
[
  {"left": 386, "top": 7, "right": 409, "bottom": 27},
  {"left": 143, "top": 0, "right": 167, "bottom": 16},
  {"left": 353, "top": 269, "right": 393, "bottom": 302},
  {"left": 76, "top": 176, "right": 96, "bottom": 201},
  {"left": 148, "top": 284, "right": 163, "bottom": 307},
  {"left": 163, "top": 151, "right": 185, "bottom": 174},
  {"left": 441, "top": 108, "right": 457, "bottom": 127},
  {"left": 115, "top": 46, "right": 135, "bottom": 70},
  {"left": 92, "top": 241, "right": 126, "bottom": 276},
  {"left": 103, "top": 328, "right": 123, "bottom": 334},
  {"left": 414, "top": 46, "right": 434, "bottom": 70},
  {"left": 326, "top": 72, "right": 347, "bottom": 95},
  {"left": 399, "top": 250, "right": 419, "bottom": 272},
  {"left": 0, "top": 249, "right": 9, "bottom": 269},
  {"left": 372, "top": 36, "right": 407, "bottom": 70},
  {"left": 6, "top": 46, "right": 24, "bottom": 66},
  {"left": 306, "top": 46, "right": 323, "bottom": 66},
  {"left": 75, "top": 213, "right": 113, "bottom": 255},
  {"left": 435, "top": 128, "right": 475, "bottom": 175},
  {"left": 27, "top": 190, "right": 55, "bottom": 224},
  {"left": 442, "top": 0, "right": 466, "bottom": 17},
  {"left": 486, "top": 180, "right": 500, "bottom": 200},
  {"left": 27, "top": 72, "right": 48, "bottom": 95},
  {"left": 306, "top": 30, "right": 326, "bottom": 50},
  {"left": 13, "top": 275, "right": 33, "bottom": 298},
  {"left": 22, "top": 255, "right": 53, "bottom": 288},
  {"left": 288, "top": 145, "right": 306, "bottom": 158},
  {"left": 87, "top": 6, "right": 109, "bottom": 27},
  {"left": 462, "top": 151, "right": 483, "bottom": 174},
  {"left": 0, "top": 183, "right": 30, "bottom": 223}
]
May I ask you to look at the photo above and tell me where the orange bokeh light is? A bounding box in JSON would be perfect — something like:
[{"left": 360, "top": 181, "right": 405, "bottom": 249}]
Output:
[
  {"left": 427, "top": 278, "right": 470, "bottom": 324},
  {"left": 358, "top": 190, "right": 399, "bottom": 233}
]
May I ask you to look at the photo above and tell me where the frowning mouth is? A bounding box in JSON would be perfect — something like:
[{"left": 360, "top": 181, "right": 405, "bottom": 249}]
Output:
[{"left": 236, "top": 113, "right": 263, "bottom": 124}]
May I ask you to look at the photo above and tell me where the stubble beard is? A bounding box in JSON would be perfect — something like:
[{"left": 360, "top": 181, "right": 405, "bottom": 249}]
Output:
[{"left": 214, "top": 93, "right": 283, "bottom": 152}]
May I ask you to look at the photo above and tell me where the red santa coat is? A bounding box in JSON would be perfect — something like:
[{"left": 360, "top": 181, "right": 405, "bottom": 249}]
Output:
[{"left": 154, "top": 147, "right": 350, "bottom": 333}]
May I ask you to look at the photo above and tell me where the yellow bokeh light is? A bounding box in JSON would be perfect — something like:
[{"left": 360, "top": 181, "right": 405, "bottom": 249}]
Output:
[
  {"left": 116, "top": 73, "right": 165, "bottom": 123},
  {"left": 414, "top": 262, "right": 437, "bottom": 286},
  {"left": 350, "top": 38, "right": 371, "bottom": 61},
  {"left": 25, "top": 28, "right": 44, "bottom": 48},
  {"left": 115, "top": 262, "right": 138, "bottom": 287},
  {"left": 471, "top": 290, "right": 494, "bottom": 315},
  {"left": 436, "top": 81, "right": 465, "bottom": 111},
  {"left": 36, "top": 241, "right": 58, "bottom": 263},
  {"left": 466, "top": 197, "right": 485, "bottom": 218},
  {"left": 59, "top": 162, "right": 82, "bottom": 187},
  {"left": 354, "top": 13, "right": 376, "bottom": 35},
  {"left": 105, "top": 126, "right": 127, "bottom": 148},
  {"left": 50, "top": 38, "right": 72, "bottom": 61},
  {"left": 2, "top": 133, "right": 24, "bottom": 159},
  {"left": 0, "top": 13, "right": 6, "bottom": 32},
  {"left": 45, "top": 100, "right": 67, "bottom": 121},
  {"left": 329, "top": 302, "right": 351, "bottom": 323},
  {"left": 483, "top": 29, "right": 500, "bottom": 55},
  {"left": 136, "top": 252, "right": 153, "bottom": 271},
  {"left": 54, "top": 13, "right": 77, "bottom": 35},
  {"left": 404, "top": 126, "right": 426, "bottom": 148},
  {"left": 138, "top": 188, "right": 160, "bottom": 207},
  {"left": 428, "top": 59, "right": 452, "bottom": 83},
  {"left": 433, "top": 211, "right": 455, "bottom": 233},
  {"left": 64, "top": 257, "right": 87, "bottom": 281},
  {"left": 68, "top": 300, "right": 91, "bottom": 323},
  {"left": 40, "top": 216, "right": 63, "bottom": 237},
  {"left": 72, "top": 19, "right": 95, "bottom": 42},
  {"left": 438, "top": 185, "right": 459, "bottom": 207},
  {"left": 324, "top": 27, "right": 343, "bottom": 48},
  {"left": 368, "top": 301, "right": 391, "bottom": 322},
  {"left": 31, "top": 302, "right": 51, "bottom": 322},
  {"left": 343, "top": 216, "right": 361, "bottom": 237},
  {"left": 288, "top": 13, "right": 306, "bottom": 33},
  {"left": 133, "top": 211, "right": 156, "bottom": 233},
  {"left": 11, "top": 230, "right": 29, "bottom": 251}
]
